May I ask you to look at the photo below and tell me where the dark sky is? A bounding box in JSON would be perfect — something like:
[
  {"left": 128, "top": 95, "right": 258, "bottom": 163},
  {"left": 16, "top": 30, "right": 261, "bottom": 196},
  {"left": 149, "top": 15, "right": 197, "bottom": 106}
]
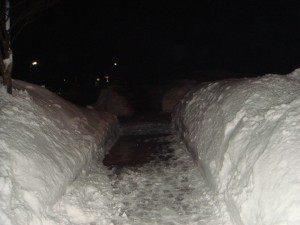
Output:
[{"left": 12, "top": 0, "right": 300, "bottom": 85}]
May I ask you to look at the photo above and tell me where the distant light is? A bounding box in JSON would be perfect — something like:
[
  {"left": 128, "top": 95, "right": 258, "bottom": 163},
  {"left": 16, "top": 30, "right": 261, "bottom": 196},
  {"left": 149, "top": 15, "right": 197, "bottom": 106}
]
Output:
[
  {"left": 105, "top": 75, "right": 110, "bottom": 82},
  {"left": 114, "top": 62, "right": 117, "bottom": 66},
  {"left": 32, "top": 61, "right": 38, "bottom": 66},
  {"left": 96, "top": 77, "right": 100, "bottom": 82},
  {"left": 63, "top": 78, "right": 66, "bottom": 82}
]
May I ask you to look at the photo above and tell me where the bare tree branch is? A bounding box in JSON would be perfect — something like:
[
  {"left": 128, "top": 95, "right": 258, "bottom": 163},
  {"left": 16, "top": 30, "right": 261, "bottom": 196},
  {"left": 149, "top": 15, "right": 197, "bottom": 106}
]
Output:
[
  {"left": 0, "top": 0, "right": 61, "bottom": 94},
  {"left": 9, "top": 0, "right": 61, "bottom": 41}
]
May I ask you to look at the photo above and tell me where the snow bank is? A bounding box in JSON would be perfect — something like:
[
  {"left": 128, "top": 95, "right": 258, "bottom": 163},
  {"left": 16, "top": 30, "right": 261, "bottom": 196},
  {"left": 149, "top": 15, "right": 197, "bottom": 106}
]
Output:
[
  {"left": 0, "top": 80, "right": 118, "bottom": 225},
  {"left": 173, "top": 69, "right": 300, "bottom": 225},
  {"left": 161, "top": 81, "right": 196, "bottom": 113},
  {"left": 93, "top": 88, "right": 134, "bottom": 116}
]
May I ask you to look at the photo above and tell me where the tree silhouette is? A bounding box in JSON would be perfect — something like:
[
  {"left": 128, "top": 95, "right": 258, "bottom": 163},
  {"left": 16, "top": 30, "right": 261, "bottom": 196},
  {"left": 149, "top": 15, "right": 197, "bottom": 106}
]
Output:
[{"left": 0, "top": 0, "right": 59, "bottom": 94}]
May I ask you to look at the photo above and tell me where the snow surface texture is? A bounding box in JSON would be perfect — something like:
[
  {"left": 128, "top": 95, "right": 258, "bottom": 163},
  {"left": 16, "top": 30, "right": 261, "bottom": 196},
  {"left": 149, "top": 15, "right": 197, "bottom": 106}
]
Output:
[
  {"left": 161, "top": 81, "right": 196, "bottom": 113},
  {"left": 0, "top": 80, "right": 118, "bottom": 225},
  {"left": 47, "top": 123, "right": 231, "bottom": 225},
  {"left": 93, "top": 89, "right": 134, "bottom": 116},
  {"left": 108, "top": 135, "right": 230, "bottom": 225},
  {"left": 173, "top": 69, "right": 300, "bottom": 225}
]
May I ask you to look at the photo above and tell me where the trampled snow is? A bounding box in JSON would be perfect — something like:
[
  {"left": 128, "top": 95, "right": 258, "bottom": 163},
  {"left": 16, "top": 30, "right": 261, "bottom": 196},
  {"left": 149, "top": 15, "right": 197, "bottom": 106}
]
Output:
[
  {"left": 49, "top": 129, "right": 231, "bottom": 225},
  {"left": 107, "top": 134, "right": 230, "bottom": 225},
  {"left": 173, "top": 69, "right": 300, "bottom": 225},
  {"left": 0, "top": 80, "right": 118, "bottom": 225}
]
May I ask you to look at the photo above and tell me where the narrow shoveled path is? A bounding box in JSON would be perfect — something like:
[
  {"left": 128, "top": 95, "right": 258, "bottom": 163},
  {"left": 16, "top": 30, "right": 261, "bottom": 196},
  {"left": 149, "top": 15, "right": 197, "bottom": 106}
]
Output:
[
  {"left": 103, "top": 113, "right": 173, "bottom": 168},
  {"left": 49, "top": 114, "right": 230, "bottom": 224},
  {"left": 103, "top": 114, "right": 229, "bottom": 225},
  {"left": 103, "top": 133, "right": 172, "bottom": 167}
]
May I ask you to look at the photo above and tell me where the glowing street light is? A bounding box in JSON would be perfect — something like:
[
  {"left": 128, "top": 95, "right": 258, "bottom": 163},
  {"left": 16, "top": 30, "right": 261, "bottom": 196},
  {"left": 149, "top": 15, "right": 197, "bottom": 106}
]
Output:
[
  {"left": 94, "top": 77, "right": 101, "bottom": 86},
  {"left": 29, "top": 60, "right": 39, "bottom": 82},
  {"left": 113, "top": 62, "right": 117, "bottom": 66},
  {"left": 31, "top": 61, "right": 38, "bottom": 66}
]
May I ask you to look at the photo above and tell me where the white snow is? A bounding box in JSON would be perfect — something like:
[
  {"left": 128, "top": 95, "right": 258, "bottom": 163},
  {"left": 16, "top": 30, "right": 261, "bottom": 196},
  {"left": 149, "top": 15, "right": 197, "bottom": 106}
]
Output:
[
  {"left": 173, "top": 69, "right": 300, "bottom": 225},
  {"left": 3, "top": 68, "right": 300, "bottom": 225},
  {"left": 0, "top": 80, "right": 118, "bottom": 225}
]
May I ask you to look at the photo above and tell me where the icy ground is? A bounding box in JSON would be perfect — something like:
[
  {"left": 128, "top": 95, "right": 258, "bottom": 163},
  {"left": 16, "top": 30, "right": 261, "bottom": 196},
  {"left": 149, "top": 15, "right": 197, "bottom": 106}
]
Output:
[{"left": 51, "top": 120, "right": 230, "bottom": 225}]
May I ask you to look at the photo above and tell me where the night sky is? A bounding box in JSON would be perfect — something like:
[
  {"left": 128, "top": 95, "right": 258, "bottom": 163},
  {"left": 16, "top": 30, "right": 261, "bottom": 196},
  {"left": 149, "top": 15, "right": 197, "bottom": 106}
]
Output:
[{"left": 12, "top": 0, "right": 300, "bottom": 86}]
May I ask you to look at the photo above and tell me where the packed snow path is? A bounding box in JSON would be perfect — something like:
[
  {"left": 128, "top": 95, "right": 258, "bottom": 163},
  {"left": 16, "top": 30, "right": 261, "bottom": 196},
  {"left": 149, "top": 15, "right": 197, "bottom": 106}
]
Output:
[
  {"left": 48, "top": 115, "right": 230, "bottom": 224},
  {"left": 103, "top": 115, "right": 230, "bottom": 225}
]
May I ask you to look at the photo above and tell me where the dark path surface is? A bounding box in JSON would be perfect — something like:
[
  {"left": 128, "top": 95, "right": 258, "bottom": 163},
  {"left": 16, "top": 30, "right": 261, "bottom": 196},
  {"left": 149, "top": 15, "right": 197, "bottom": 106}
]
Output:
[
  {"left": 118, "top": 113, "right": 171, "bottom": 123},
  {"left": 103, "top": 113, "right": 172, "bottom": 167},
  {"left": 103, "top": 134, "right": 172, "bottom": 167}
]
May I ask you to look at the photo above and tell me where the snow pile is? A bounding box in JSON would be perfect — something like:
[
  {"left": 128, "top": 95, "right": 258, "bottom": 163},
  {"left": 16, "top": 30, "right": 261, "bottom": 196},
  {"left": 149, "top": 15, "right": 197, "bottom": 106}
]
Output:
[
  {"left": 0, "top": 80, "right": 118, "bottom": 225},
  {"left": 93, "top": 88, "right": 134, "bottom": 116},
  {"left": 162, "top": 81, "right": 196, "bottom": 113},
  {"left": 48, "top": 162, "right": 117, "bottom": 225},
  {"left": 173, "top": 69, "right": 300, "bottom": 225}
]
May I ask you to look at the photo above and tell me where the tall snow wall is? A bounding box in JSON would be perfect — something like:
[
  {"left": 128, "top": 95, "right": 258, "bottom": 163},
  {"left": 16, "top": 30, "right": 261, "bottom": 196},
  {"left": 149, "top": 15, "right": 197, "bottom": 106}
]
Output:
[
  {"left": 0, "top": 80, "right": 118, "bottom": 225},
  {"left": 173, "top": 69, "right": 300, "bottom": 225}
]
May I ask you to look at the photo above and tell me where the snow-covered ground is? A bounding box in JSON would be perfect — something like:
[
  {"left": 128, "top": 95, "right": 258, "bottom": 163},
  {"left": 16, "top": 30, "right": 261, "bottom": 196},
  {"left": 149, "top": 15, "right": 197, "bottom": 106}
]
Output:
[
  {"left": 2, "top": 68, "right": 300, "bottom": 225},
  {"left": 0, "top": 79, "right": 229, "bottom": 225},
  {"left": 173, "top": 69, "right": 300, "bottom": 225}
]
